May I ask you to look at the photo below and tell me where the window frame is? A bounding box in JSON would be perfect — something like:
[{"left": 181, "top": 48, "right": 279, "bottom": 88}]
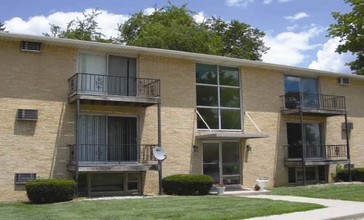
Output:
[{"left": 196, "top": 64, "right": 242, "bottom": 131}]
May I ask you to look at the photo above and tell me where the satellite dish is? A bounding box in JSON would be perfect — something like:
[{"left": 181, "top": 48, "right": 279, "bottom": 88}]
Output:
[{"left": 153, "top": 146, "right": 166, "bottom": 161}]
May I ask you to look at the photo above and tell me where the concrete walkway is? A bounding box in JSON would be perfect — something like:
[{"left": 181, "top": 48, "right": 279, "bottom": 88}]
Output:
[{"left": 241, "top": 195, "right": 364, "bottom": 220}]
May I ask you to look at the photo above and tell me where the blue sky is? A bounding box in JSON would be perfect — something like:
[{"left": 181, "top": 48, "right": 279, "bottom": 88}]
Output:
[{"left": 0, "top": 0, "right": 354, "bottom": 73}]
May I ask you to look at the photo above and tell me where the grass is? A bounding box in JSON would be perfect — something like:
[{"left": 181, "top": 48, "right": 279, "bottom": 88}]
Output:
[
  {"left": 271, "top": 183, "right": 364, "bottom": 202},
  {"left": 0, "top": 196, "right": 323, "bottom": 220}
]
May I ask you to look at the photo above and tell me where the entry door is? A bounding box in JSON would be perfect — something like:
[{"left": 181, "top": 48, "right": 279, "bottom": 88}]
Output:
[{"left": 203, "top": 142, "right": 240, "bottom": 185}]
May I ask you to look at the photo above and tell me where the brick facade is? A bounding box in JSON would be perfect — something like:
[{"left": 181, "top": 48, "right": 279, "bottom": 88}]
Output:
[{"left": 0, "top": 34, "right": 363, "bottom": 201}]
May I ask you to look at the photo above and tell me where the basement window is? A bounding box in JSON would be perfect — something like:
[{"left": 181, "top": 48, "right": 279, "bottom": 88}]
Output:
[
  {"left": 21, "top": 41, "right": 41, "bottom": 52},
  {"left": 15, "top": 173, "right": 36, "bottom": 185}
]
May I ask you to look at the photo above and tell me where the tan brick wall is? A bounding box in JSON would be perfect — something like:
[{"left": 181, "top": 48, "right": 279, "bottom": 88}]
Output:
[
  {"left": 320, "top": 76, "right": 364, "bottom": 174},
  {"left": 1, "top": 39, "right": 364, "bottom": 201},
  {"left": 0, "top": 41, "right": 76, "bottom": 201},
  {"left": 240, "top": 67, "right": 283, "bottom": 188},
  {"left": 138, "top": 55, "right": 196, "bottom": 194}
]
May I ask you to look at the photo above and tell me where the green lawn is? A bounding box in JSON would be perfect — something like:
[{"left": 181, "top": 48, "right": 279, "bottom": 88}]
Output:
[
  {"left": 271, "top": 183, "right": 364, "bottom": 202},
  {"left": 0, "top": 196, "right": 323, "bottom": 220}
]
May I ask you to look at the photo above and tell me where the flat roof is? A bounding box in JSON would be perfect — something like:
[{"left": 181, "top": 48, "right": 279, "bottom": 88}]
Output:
[
  {"left": 195, "top": 132, "right": 269, "bottom": 139},
  {"left": 1, "top": 32, "right": 364, "bottom": 81}
]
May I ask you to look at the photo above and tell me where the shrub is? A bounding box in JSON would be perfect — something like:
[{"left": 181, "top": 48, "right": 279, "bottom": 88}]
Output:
[
  {"left": 26, "top": 179, "right": 76, "bottom": 204},
  {"left": 335, "top": 168, "right": 364, "bottom": 182},
  {"left": 162, "top": 174, "right": 213, "bottom": 195}
]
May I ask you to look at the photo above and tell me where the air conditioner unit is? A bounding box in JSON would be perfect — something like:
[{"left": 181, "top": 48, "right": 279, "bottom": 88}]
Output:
[
  {"left": 15, "top": 173, "right": 36, "bottom": 185},
  {"left": 21, "top": 41, "right": 41, "bottom": 52},
  {"left": 17, "top": 109, "right": 38, "bottom": 121},
  {"left": 338, "top": 77, "right": 350, "bottom": 85}
]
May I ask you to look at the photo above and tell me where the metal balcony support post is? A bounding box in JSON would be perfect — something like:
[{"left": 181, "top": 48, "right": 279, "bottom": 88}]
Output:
[
  {"left": 75, "top": 98, "right": 80, "bottom": 196},
  {"left": 157, "top": 102, "right": 163, "bottom": 195},
  {"left": 344, "top": 113, "right": 352, "bottom": 182},
  {"left": 299, "top": 94, "right": 306, "bottom": 186}
]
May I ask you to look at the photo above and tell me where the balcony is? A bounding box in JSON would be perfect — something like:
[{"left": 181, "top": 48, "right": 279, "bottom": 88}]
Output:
[
  {"left": 68, "top": 144, "right": 159, "bottom": 172},
  {"left": 280, "top": 92, "right": 346, "bottom": 116},
  {"left": 68, "top": 73, "right": 160, "bottom": 106},
  {"left": 283, "top": 144, "right": 349, "bottom": 166}
]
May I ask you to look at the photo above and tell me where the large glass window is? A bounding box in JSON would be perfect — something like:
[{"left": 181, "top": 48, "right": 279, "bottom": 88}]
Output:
[{"left": 196, "top": 64, "right": 241, "bottom": 130}]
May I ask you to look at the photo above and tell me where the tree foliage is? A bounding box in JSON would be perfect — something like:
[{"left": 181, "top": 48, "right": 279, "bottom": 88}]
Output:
[
  {"left": 119, "top": 4, "right": 268, "bottom": 60},
  {"left": 44, "top": 9, "right": 112, "bottom": 43},
  {"left": 328, "top": 0, "right": 364, "bottom": 75},
  {"left": 0, "top": 22, "right": 6, "bottom": 32}
]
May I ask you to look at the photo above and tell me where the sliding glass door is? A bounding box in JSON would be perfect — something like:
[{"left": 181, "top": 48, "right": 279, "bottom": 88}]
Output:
[
  {"left": 77, "top": 54, "right": 137, "bottom": 96},
  {"left": 203, "top": 142, "right": 240, "bottom": 185},
  {"left": 78, "top": 115, "right": 137, "bottom": 162},
  {"left": 284, "top": 76, "right": 319, "bottom": 108},
  {"left": 287, "top": 123, "right": 323, "bottom": 159}
]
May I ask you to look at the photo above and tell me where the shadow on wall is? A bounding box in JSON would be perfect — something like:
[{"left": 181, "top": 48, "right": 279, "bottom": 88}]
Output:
[
  {"left": 50, "top": 103, "right": 75, "bottom": 180},
  {"left": 13, "top": 120, "right": 36, "bottom": 136}
]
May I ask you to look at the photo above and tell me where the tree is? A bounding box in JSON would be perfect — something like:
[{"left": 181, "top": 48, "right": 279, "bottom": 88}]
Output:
[
  {"left": 44, "top": 9, "right": 112, "bottom": 43},
  {"left": 206, "top": 17, "right": 268, "bottom": 60},
  {"left": 119, "top": 4, "right": 268, "bottom": 60},
  {"left": 0, "top": 22, "right": 6, "bottom": 32},
  {"left": 328, "top": 0, "right": 364, "bottom": 75},
  {"left": 119, "top": 4, "right": 223, "bottom": 55}
]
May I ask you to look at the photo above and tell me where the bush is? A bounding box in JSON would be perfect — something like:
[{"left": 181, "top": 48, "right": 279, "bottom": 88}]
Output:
[
  {"left": 162, "top": 174, "right": 213, "bottom": 195},
  {"left": 26, "top": 179, "right": 76, "bottom": 204},
  {"left": 335, "top": 168, "right": 364, "bottom": 182}
]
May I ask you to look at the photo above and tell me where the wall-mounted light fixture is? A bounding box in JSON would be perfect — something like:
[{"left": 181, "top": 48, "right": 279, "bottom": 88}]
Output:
[
  {"left": 246, "top": 144, "right": 252, "bottom": 151},
  {"left": 193, "top": 145, "right": 199, "bottom": 152}
]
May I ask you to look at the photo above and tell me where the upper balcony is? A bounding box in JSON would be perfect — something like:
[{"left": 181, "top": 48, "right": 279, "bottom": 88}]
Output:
[
  {"left": 283, "top": 144, "right": 349, "bottom": 166},
  {"left": 68, "top": 73, "right": 160, "bottom": 106},
  {"left": 280, "top": 92, "right": 346, "bottom": 116}
]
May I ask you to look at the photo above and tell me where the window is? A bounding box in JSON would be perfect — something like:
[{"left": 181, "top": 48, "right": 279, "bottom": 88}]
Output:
[
  {"left": 196, "top": 64, "right": 241, "bottom": 130},
  {"left": 288, "top": 166, "right": 327, "bottom": 184}
]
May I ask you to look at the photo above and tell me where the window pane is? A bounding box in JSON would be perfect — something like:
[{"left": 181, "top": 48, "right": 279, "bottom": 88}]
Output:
[
  {"left": 197, "top": 108, "right": 219, "bottom": 129},
  {"left": 220, "top": 66, "right": 239, "bottom": 86},
  {"left": 306, "top": 167, "right": 316, "bottom": 181},
  {"left": 220, "top": 87, "right": 240, "bottom": 107},
  {"left": 284, "top": 76, "right": 300, "bottom": 94},
  {"left": 288, "top": 168, "right": 296, "bottom": 183},
  {"left": 221, "top": 109, "right": 241, "bottom": 129},
  {"left": 196, "top": 64, "right": 217, "bottom": 84},
  {"left": 196, "top": 85, "right": 218, "bottom": 106}
]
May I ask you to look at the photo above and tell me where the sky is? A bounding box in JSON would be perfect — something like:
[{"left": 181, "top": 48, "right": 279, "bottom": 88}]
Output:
[{"left": 0, "top": 0, "right": 355, "bottom": 73}]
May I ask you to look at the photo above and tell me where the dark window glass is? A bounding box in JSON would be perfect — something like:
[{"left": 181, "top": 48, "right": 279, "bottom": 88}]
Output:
[
  {"left": 288, "top": 168, "right": 296, "bottom": 183},
  {"left": 318, "top": 166, "right": 326, "bottom": 181},
  {"left": 220, "top": 87, "right": 240, "bottom": 107},
  {"left": 220, "top": 66, "right": 239, "bottom": 86},
  {"left": 196, "top": 64, "right": 217, "bottom": 84},
  {"left": 306, "top": 167, "right": 316, "bottom": 181},
  {"left": 196, "top": 85, "right": 218, "bottom": 106},
  {"left": 197, "top": 108, "right": 219, "bottom": 129},
  {"left": 221, "top": 109, "right": 241, "bottom": 129}
]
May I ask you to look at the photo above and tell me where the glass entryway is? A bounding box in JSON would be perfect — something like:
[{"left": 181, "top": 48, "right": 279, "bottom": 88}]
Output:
[{"left": 202, "top": 142, "right": 241, "bottom": 185}]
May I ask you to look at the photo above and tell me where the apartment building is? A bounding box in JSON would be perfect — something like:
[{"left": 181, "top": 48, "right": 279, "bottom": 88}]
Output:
[{"left": 0, "top": 32, "right": 363, "bottom": 201}]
